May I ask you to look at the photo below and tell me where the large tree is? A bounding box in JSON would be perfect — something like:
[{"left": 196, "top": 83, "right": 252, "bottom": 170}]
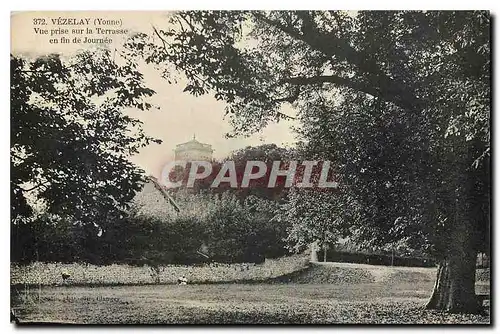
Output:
[
  {"left": 11, "top": 50, "right": 161, "bottom": 227},
  {"left": 278, "top": 188, "right": 351, "bottom": 262},
  {"left": 125, "top": 10, "right": 490, "bottom": 313}
]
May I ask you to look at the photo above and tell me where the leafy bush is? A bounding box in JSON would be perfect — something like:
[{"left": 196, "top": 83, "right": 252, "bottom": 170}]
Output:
[{"left": 11, "top": 191, "right": 289, "bottom": 265}]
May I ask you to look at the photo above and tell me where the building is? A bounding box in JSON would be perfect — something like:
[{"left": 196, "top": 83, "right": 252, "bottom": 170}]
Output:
[
  {"left": 132, "top": 137, "right": 214, "bottom": 218},
  {"left": 131, "top": 175, "right": 180, "bottom": 219},
  {"left": 174, "top": 135, "right": 213, "bottom": 161}
]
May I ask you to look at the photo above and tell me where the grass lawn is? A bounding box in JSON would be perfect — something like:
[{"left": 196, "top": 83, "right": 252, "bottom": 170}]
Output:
[{"left": 11, "top": 281, "right": 490, "bottom": 324}]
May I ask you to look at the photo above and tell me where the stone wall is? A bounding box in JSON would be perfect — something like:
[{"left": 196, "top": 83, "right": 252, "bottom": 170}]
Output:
[{"left": 11, "top": 253, "right": 309, "bottom": 286}]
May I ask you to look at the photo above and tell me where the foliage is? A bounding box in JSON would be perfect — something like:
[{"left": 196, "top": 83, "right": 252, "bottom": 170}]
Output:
[
  {"left": 202, "top": 192, "right": 288, "bottom": 263},
  {"left": 124, "top": 11, "right": 490, "bottom": 312},
  {"left": 11, "top": 214, "right": 80, "bottom": 264},
  {"left": 278, "top": 188, "right": 348, "bottom": 253},
  {"left": 126, "top": 10, "right": 490, "bottom": 257},
  {"left": 11, "top": 190, "right": 289, "bottom": 265},
  {"left": 11, "top": 51, "right": 160, "bottom": 225},
  {"left": 166, "top": 144, "right": 296, "bottom": 199},
  {"left": 103, "top": 213, "right": 206, "bottom": 265},
  {"left": 227, "top": 144, "right": 297, "bottom": 200}
]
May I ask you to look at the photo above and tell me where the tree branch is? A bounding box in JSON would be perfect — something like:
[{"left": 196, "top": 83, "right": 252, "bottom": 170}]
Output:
[
  {"left": 152, "top": 25, "right": 170, "bottom": 50},
  {"left": 18, "top": 180, "right": 50, "bottom": 193},
  {"left": 252, "top": 11, "right": 424, "bottom": 112},
  {"left": 285, "top": 75, "right": 383, "bottom": 99},
  {"left": 152, "top": 25, "right": 211, "bottom": 91},
  {"left": 276, "top": 111, "right": 296, "bottom": 120},
  {"left": 272, "top": 85, "right": 301, "bottom": 104}
]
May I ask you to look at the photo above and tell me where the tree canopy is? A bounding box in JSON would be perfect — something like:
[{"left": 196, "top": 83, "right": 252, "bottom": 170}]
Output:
[
  {"left": 11, "top": 50, "right": 161, "bottom": 225},
  {"left": 126, "top": 10, "right": 490, "bottom": 313}
]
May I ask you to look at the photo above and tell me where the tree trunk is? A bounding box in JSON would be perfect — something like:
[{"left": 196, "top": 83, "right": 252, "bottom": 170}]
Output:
[
  {"left": 323, "top": 244, "right": 327, "bottom": 262},
  {"left": 310, "top": 242, "right": 318, "bottom": 262},
  {"left": 426, "top": 189, "right": 483, "bottom": 314},
  {"left": 425, "top": 253, "right": 482, "bottom": 314}
]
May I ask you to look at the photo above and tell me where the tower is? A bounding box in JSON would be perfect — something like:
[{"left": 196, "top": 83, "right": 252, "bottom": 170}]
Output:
[{"left": 174, "top": 135, "right": 213, "bottom": 161}]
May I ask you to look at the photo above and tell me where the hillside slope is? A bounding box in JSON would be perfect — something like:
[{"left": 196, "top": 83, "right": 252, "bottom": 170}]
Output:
[{"left": 272, "top": 262, "right": 489, "bottom": 285}]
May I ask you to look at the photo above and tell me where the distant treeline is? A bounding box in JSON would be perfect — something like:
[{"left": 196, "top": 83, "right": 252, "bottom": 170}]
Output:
[{"left": 318, "top": 250, "right": 435, "bottom": 267}]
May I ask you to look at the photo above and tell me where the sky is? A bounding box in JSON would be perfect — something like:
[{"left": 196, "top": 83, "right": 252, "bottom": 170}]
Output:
[
  {"left": 124, "top": 61, "right": 299, "bottom": 178},
  {"left": 11, "top": 11, "right": 300, "bottom": 177}
]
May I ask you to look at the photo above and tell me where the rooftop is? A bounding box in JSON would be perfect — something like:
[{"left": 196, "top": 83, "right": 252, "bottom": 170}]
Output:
[{"left": 175, "top": 135, "right": 213, "bottom": 151}]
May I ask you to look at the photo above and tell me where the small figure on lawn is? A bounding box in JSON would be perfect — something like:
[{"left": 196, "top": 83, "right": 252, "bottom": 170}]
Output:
[
  {"left": 61, "top": 270, "right": 71, "bottom": 283},
  {"left": 177, "top": 275, "right": 188, "bottom": 285}
]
